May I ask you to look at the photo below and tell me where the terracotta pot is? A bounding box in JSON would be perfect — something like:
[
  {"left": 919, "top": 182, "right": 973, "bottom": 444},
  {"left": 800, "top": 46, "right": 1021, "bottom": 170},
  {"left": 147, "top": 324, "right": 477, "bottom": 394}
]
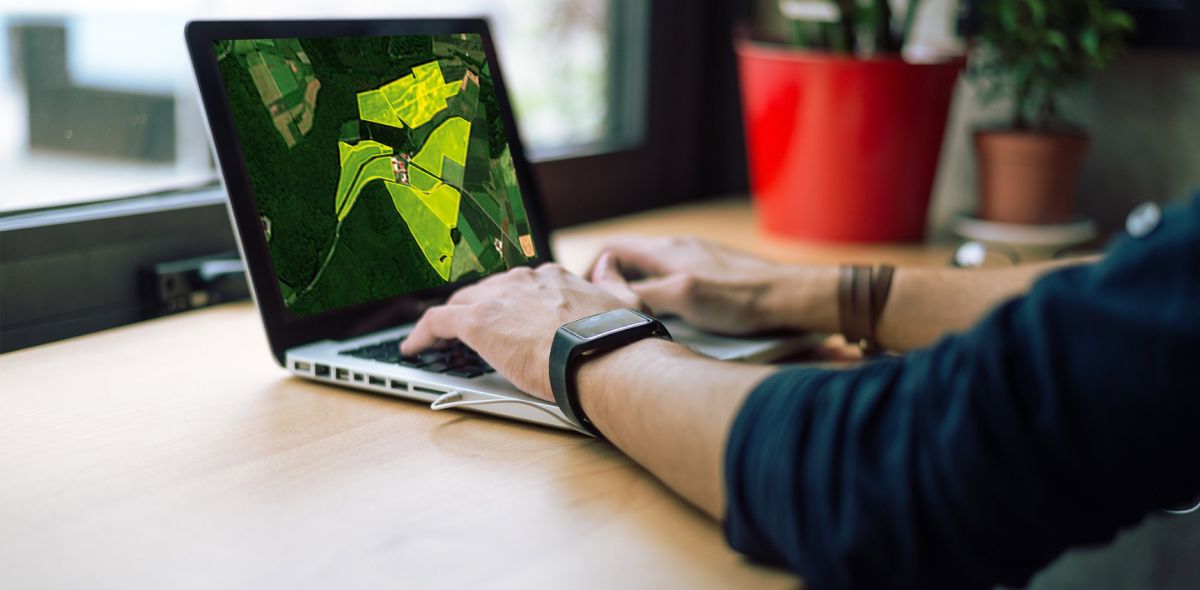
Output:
[
  {"left": 974, "top": 129, "right": 1089, "bottom": 225},
  {"left": 735, "top": 41, "right": 962, "bottom": 242}
]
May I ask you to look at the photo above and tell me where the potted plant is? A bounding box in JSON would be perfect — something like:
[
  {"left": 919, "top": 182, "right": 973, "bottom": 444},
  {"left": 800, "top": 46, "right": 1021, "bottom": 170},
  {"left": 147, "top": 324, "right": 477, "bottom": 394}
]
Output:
[
  {"left": 969, "top": 0, "right": 1133, "bottom": 225},
  {"left": 736, "top": 0, "right": 964, "bottom": 242}
]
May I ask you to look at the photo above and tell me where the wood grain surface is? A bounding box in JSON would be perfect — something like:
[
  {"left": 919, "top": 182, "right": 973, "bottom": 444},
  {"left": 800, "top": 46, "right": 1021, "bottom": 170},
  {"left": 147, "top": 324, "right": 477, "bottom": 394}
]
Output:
[{"left": 0, "top": 197, "right": 946, "bottom": 588}]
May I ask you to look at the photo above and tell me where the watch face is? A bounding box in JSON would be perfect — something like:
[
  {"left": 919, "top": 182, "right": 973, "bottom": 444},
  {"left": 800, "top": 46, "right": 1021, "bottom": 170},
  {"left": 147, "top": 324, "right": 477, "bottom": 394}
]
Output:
[{"left": 564, "top": 308, "right": 650, "bottom": 340}]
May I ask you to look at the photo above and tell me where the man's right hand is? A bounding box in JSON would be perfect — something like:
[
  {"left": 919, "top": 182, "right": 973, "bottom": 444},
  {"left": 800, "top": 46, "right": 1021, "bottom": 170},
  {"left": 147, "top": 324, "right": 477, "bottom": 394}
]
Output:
[{"left": 588, "top": 236, "right": 837, "bottom": 335}]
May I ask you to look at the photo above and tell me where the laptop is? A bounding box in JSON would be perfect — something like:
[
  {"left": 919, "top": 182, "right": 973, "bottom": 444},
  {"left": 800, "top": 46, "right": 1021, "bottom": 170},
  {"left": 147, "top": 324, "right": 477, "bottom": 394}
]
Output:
[{"left": 185, "top": 18, "right": 816, "bottom": 433}]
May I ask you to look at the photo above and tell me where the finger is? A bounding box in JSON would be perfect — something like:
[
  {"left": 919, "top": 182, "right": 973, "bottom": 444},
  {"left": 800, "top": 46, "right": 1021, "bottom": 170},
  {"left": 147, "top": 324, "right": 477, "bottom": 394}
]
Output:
[
  {"left": 585, "top": 236, "right": 673, "bottom": 279},
  {"left": 400, "top": 305, "right": 470, "bottom": 355},
  {"left": 590, "top": 253, "right": 642, "bottom": 308},
  {"left": 629, "top": 273, "right": 692, "bottom": 314},
  {"left": 588, "top": 252, "right": 616, "bottom": 284}
]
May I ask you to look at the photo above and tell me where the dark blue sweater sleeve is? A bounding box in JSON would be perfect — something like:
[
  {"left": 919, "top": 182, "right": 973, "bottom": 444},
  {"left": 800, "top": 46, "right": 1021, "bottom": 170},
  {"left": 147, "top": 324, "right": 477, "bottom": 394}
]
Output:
[{"left": 723, "top": 194, "right": 1200, "bottom": 590}]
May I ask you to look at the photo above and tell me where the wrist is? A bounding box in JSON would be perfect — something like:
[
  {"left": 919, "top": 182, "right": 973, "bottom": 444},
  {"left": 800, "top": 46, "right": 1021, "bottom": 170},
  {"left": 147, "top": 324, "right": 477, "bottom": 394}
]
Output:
[
  {"left": 758, "top": 265, "right": 840, "bottom": 334},
  {"left": 575, "top": 338, "right": 693, "bottom": 427}
]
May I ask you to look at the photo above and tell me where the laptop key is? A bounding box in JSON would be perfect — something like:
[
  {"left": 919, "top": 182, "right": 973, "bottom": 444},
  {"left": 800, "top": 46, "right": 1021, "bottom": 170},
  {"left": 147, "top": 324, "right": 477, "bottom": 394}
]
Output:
[
  {"left": 447, "top": 367, "right": 484, "bottom": 378},
  {"left": 445, "top": 357, "right": 471, "bottom": 369},
  {"left": 422, "top": 362, "right": 449, "bottom": 373}
]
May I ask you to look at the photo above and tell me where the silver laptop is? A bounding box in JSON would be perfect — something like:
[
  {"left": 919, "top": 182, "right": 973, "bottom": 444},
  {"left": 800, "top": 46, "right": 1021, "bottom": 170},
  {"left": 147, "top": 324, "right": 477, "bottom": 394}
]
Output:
[{"left": 185, "top": 18, "right": 816, "bottom": 433}]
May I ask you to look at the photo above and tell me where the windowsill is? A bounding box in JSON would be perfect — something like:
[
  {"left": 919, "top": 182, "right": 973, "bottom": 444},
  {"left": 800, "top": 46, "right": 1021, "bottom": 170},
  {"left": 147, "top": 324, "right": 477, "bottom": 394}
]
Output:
[{"left": 0, "top": 185, "right": 226, "bottom": 231}]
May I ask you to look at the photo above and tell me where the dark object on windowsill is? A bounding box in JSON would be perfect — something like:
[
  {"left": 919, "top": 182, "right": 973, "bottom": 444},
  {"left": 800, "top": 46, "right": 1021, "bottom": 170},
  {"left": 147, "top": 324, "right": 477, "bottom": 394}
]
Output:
[{"left": 142, "top": 252, "right": 250, "bottom": 317}]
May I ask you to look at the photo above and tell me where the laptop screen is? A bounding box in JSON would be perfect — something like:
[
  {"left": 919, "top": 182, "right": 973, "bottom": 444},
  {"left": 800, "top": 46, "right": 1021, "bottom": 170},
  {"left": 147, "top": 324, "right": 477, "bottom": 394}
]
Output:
[{"left": 214, "top": 34, "right": 538, "bottom": 318}]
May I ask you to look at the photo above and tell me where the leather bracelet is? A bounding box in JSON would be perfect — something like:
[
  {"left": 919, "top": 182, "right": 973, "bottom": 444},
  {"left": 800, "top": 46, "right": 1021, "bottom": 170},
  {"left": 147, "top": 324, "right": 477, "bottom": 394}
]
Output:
[{"left": 838, "top": 264, "right": 895, "bottom": 355}]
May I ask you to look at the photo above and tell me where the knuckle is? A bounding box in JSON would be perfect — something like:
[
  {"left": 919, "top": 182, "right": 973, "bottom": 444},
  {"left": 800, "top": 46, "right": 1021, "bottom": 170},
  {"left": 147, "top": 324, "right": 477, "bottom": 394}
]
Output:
[
  {"left": 677, "top": 273, "right": 698, "bottom": 295},
  {"left": 446, "top": 287, "right": 471, "bottom": 305},
  {"left": 419, "top": 304, "right": 444, "bottom": 321}
]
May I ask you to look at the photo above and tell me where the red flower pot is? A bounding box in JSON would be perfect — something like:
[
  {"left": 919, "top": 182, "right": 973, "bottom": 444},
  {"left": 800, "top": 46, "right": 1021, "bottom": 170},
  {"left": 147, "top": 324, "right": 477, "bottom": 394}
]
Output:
[{"left": 736, "top": 42, "right": 962, "bottom": 242}]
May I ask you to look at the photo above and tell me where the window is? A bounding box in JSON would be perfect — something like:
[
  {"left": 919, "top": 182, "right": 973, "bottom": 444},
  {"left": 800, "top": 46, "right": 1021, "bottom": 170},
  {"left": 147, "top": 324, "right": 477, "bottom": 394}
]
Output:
[
  {"left": 1, "top": 0, "right": 739, "bottom": 354},
  {"left": 0, "top": 0, "right": 624, "bottom": 213}
]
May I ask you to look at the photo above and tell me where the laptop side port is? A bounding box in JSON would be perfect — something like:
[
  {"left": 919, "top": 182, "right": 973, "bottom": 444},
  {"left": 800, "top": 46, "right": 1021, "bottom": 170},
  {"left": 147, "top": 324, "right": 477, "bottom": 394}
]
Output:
[
  {"left": 353, "top": 373, "right": 364, "bottom": 382},
  {"left": 389, "top": 380, "right": 408, "bottom": 391},
  {"left": 368, "top": 376, "right": 385, "bottom": 386},
  {"left": 315, "top": 364, "right": 330, "bottom": 377},
  {"left": 335, "top": 368, "right": 349, "bottom": 381},
  {"left": 412, "top": 385, "right": 443, "bottom": 395},
  {"left": 294, "top": 361, "right": 312, "bottom": 372}
]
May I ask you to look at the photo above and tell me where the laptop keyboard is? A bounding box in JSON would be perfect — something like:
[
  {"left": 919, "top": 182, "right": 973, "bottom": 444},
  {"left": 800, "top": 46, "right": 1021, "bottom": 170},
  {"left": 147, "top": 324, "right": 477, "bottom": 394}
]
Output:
[{"left": 338, "top": 337, "right": 495, "bottom": 379}]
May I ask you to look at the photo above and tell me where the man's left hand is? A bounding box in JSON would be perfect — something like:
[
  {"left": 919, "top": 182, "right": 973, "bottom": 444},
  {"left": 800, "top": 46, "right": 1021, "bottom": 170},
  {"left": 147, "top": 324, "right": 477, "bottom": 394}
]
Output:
[{"left": 399, "top": 264, "right": 639, "bottom": 401}]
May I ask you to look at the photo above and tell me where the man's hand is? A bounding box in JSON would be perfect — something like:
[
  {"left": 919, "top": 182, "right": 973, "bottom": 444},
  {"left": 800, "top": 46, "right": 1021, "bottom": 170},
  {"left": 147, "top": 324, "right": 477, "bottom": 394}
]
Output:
[
  {"left": 400, "top": 257, "right": 782, "bottom": 520},
  {"left": 399, "top": 264, "right": 636, "bottom": 401},
  {"left": 590, "top": 236, "right": 837, "bottom": 335}
]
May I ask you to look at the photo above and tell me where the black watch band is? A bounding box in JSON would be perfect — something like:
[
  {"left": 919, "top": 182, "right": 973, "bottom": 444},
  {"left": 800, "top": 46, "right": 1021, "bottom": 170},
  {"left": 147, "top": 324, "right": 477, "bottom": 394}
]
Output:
[{"left": 549, "top": 308, "right": 672, "bottom": 437}]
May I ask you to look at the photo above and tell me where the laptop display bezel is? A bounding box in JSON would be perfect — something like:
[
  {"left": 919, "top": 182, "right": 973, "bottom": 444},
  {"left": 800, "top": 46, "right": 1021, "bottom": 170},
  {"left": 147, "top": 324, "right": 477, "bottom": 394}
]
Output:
[{"left": 185, "top": 18, "right": 555, "bottom": 365}]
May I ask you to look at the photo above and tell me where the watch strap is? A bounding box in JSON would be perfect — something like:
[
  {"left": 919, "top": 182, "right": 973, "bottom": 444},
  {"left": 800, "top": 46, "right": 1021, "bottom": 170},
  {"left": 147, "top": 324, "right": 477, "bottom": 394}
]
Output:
[{"left": 549, "top": 309, "right": 671, "bottom": 438}]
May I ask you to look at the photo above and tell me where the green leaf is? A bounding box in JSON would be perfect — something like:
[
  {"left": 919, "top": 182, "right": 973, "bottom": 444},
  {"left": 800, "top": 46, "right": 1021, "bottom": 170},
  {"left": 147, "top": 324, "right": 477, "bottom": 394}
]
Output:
[
  {"left": 1080, "top": 26, "right": 1100, "bottom": 58},
  {"left": 1037, "top": 52, "right": 1058, "bottom": 71},
  {"left": 1044, "top": 30, "right": 1067, "bottom": 52},
  {"left": 1000, "top": 0, "right": 1020, "bottom": 33},
  {"left": 1023, "top": 0, "right": 1046, "bottom": 27},
  {"left": 1107, "top": 11, "right": 1135, "bottom": 33}
]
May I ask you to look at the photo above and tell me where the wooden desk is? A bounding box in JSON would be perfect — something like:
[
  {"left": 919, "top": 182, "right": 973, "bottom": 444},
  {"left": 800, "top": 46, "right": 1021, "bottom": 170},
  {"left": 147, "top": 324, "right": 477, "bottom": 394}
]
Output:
[{"left": 0, "top": 197, "right": 947, "bottom": 588}]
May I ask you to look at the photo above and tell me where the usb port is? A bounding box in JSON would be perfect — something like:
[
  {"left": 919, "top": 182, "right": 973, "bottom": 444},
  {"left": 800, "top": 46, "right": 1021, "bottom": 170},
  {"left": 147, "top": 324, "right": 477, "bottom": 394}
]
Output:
[
  {"left": 335, "top": 368, "right": 349, "bottom": 381},
  {"left": 294, "top": 361, "right": 312, "bottom": 372},
  {"left": 315, "top": 364, "right": 330, "bottom": 377},
  {"left": 368, "top": 376, "right": 385, "bottom": 386}
]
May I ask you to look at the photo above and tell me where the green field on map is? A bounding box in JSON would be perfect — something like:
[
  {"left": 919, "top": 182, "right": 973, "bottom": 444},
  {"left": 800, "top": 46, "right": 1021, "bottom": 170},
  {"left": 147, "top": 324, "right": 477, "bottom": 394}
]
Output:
[{"left": 216, "top": 34, "right": 536, "bottom": 317}]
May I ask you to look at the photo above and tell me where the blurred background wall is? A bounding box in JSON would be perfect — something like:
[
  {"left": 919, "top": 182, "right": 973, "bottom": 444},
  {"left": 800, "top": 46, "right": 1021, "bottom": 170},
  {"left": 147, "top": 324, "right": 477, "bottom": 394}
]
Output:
[{"left": 930, "top": 47, "right": 1200, "bottom": 234}]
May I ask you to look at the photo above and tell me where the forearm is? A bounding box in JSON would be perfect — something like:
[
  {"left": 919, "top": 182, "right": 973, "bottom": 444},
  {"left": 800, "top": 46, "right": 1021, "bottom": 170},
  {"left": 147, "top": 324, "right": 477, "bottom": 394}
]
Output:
[
  {"left": 761, "top": 257, "right": 1097, "bottom": 352},
  {"left": 576, "top": 338, "right": 777, "bottom": 518},
  {"left": 876, "top": 256, "right": 1097, "bottom": 350}
]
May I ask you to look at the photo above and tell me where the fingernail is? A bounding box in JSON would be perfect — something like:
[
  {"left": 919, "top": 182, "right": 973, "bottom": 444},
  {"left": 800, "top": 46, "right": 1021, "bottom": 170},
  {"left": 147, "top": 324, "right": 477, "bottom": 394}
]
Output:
[{"left": 592, "top": 253, "right": 608, "bottom": 279}]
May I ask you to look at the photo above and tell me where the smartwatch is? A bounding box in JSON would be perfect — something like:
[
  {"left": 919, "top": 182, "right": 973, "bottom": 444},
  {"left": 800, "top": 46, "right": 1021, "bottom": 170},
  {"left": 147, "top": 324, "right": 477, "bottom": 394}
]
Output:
[{"left": 549, "top": 308, "right": 672, "bottom": 437}]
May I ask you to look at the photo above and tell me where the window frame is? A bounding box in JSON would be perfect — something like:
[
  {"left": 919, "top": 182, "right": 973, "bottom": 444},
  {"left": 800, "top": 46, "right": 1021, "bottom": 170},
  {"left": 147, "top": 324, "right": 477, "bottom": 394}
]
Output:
[{"left": 0, "top": 0, "right": 748, "bottom": 353}]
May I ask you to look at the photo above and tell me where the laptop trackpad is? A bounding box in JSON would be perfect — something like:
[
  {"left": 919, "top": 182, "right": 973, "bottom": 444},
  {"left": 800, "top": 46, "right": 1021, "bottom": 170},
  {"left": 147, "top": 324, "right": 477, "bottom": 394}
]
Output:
[{"left": 660, "top": 317, "right": 821, "bottom": 363}]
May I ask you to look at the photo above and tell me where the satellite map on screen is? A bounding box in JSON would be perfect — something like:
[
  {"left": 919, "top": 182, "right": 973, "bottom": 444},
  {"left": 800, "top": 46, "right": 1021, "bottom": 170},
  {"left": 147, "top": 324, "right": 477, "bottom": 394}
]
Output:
[{"left": 215, "top": 34, "right": 536, "bottom": 317}]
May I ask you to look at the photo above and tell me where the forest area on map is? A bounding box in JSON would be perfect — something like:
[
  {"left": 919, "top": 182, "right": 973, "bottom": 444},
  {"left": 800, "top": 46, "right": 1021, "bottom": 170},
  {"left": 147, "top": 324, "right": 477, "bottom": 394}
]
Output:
[{"left": 216, "top": 34, "right": 536, "bottom": 317}]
